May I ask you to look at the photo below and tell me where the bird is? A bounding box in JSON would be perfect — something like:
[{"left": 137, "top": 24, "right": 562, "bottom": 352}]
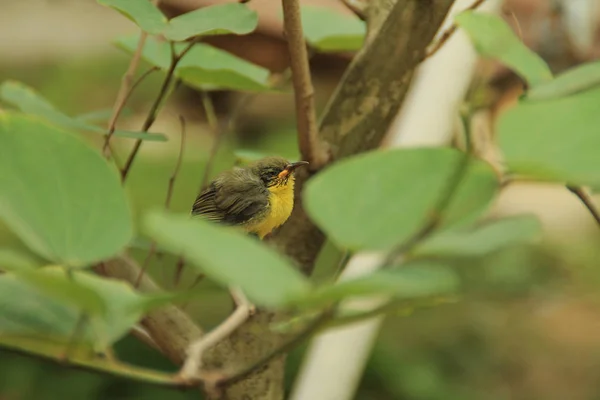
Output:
[{"left": 191, "top": 156, "right": 309, "bottom": 239}]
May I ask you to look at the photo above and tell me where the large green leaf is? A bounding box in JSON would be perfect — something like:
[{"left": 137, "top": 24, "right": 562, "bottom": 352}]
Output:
[
  {"left": 498, "top": 85, "right": 600, "bottom": 186},
  {"left": 300, "top": 6, "right": 366, "bottom": 52},
  {"left": 304, "top": 147, "right": 499, "bottom": 251},
  {"left": 164, "top": 3, "right": 258, "bottom": 41},
  {"left": 143, "top": 210, "right": 311, "bottom": 308},
  {"left": 0, "top": 112, "right": 133, "bottom": 266},
  {"left": 287, "top": 261, "right": 459, "bottom": 309},
  {"left": 527, "top": 60, "right": 600, "bottom": 101},
  {"left": 0, "top": 248, "right": 40, "bottom": 272},
  {"left": 0, "top": 81, "right": 167, "bottom": 142},
  {"left": 414, "top": 214, "right": 542, "bottom": 257},
  {"left": 456, "top": 11, "right": 552, "bottom": 87},
  {"left": 97, "top": 0, "right": 168, "bottom": 34},
  {"left": 0, "top": 267, "right": 187, "bottom": 353},
  {"left": 115, "top": 35, "right": 272, "bottom": 92}
]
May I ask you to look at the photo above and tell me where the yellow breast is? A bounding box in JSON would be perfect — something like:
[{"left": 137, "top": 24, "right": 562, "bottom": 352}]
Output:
[{"left": 247, "top": 178, "right": 295, "bottom": 239}]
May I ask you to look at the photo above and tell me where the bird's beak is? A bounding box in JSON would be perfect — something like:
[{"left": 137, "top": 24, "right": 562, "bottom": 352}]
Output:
[
  {"left": 278, "top": 161, "right": 309, "bottom": 179},
  {"left": 286, "top": 161, "right": 309, "bottom": 172}
]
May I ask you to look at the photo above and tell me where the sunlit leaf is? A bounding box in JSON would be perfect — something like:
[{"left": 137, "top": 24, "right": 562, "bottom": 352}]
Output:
[
  {"left": 300, "top": 6, "right": 366, "bottom": 52},
  {"left": 456, "top": 11, "right": 552, "bottom": 87},
  {"left": 527, "top": 60, "right": 600, "bottom": 101},
  {"left": 0, "top": 81, "right": 167, "bottom": 141},
  {"left": 304, "top": 147, "right": 499, "bottom": 251},
  {"left": 164, "top": 3, "right": 258, "bottom": 41},
  {"left": 97, "top": 0, "right": 167, "bottom": 34},
  {"left": 498, "top": 85, "right": 600, "bottom": 186},
  {"left": 287, "top": 261, "right": 459, "bottom": 309},
  {"left": 0, "top": 112, "right": 133, "bottom": 266},
  {"left": 114, "top": 35, "right": 272, "bottom": 92},
  {"left": 143, "top": 210, "right": 311, "bottom": 308},
  {"left": 415, "top": 214, "right": 542, "bottom": 257}
]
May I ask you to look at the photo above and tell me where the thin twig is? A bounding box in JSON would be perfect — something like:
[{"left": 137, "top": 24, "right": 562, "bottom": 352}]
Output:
[
  {"left": 567, "top": 185, "right": 600, "bottom": 227},
  {"left": 178, "top": 287, "right": 254, "bottom": 382},
  {"left": 198, "top": 92, "right": 222, "bottom": 193},
  {"left": 425, "top": 0, "right": 487, "bottom": 59},
  {"left": 166, "top": 115, "right": 187, "bottom": 209},
  {"left": 281, "top": 0, "right": 327, "bottom": 169},
  {"left": 135, "top": 116, "right": 187, "bottom": 287},
  {"left": 103, "top": 67, "right": 159, "bottom": 157},
  {"left": 104, "top": 31, "right": 150, "bottom": 160},
  {"left": 120, "top": 41, "right": 197, "bottom": 182}
]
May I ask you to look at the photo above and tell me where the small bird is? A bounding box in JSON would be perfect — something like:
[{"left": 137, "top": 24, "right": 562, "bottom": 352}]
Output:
[{"left": 191, "top": 156, "right": 309, "bottom": 239}]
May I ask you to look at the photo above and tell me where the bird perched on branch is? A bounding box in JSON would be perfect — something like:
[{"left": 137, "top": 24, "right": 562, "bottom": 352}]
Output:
[{"left": 191, "top": 156, "right": 309, "bottom": 239}]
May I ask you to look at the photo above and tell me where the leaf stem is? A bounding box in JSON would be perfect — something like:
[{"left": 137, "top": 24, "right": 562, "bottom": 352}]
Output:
[
  {"left": 567, "top": 185, "right": 600, "bottom": 227},
  {"left": 120, "top": 41, "right": 197, "bottom": 182},
  {"left": 103, "top": 66, "right": 159, "bottom": 158}
]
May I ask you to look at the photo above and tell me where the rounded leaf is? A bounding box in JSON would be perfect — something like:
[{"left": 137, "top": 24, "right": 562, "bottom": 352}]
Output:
[
  {"left": 0, "top": 112, "right": 133, "bottom": 266},
  {"left": 304, "top": 147, "right": 499, "bottom": 251},
  {"left": 143, "top": 210, "right": 311, "bottom": 308}
]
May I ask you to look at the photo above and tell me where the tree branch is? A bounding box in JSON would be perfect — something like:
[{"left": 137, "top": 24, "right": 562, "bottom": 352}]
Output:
[
  {"left": 567, "top": 185, "right": 600, "bottom": 227},
  {"left": 275, "top": 0, "right": 456, "bottom": 275},
  {"left": 195, "top": 1, "right": 456, "bottom": 399},
  {"left": 120, "top": 41, "right": 196, "bottom": 182},
  {"left": 95, "top": 256, "right": 203, "bottom": 366},
  {"left": 281, "top": 0, "right": 328, "bottom": 169}
]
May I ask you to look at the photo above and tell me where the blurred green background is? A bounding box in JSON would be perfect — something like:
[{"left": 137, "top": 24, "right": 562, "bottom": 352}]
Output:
[{"left": 2, "top": 1, "right": 600, "bottom": 399}]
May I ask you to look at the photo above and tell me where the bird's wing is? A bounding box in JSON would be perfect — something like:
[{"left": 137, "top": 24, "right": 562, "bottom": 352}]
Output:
[{"left": 191, "top": 168, "right": 269, "bottom": 226}]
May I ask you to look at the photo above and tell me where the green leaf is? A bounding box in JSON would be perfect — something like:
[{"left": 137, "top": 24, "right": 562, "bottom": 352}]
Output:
[
  {"left": 97, "top": 0, "right": 167, "bottom": 34},
  {"left": 164, "top": 3, "right": 258, "bottom": 41},
  {"left": 287, "top": 261, "right": 459, "bottom": 309},
  {"left": 114, "top": 35, "right": 272, "bottom": 92},
  {"left": 414, "top": 214, "right": 542, "bottom": 257},
  {"left": 527, "top": 60, "right": 600, "bottom": 101},
  {"left": 498, "top": 85, "right": 600, "bottom": 186},
  {"left": 15, "top": 268, "right": 107, "bottom": 316},
  {"left": 304, "top": 147, "right": 499, "bottom": 251},
  {"left": 0, "top": 112, "right": 133, "bottom": 266},
  {"left": 143, "top": 210, "right": 311, "bottom": 308},
  {"left": 0, "top": 248, "right": 40, "bottom": 272},
  {"left": 0, "top": 269, "right": 142, "bottom": 351},
  {"left": 300, "top": 6, "right": 366, "bottom": 52},
  {"left": 0, "top": 81, "right": 167, "bottom": 142},
  {"left": 75, "top": 108, "right": 132, "bottom": 122},
  {"left": 456, "top": 11, "right": 552, "bottom": 87}
]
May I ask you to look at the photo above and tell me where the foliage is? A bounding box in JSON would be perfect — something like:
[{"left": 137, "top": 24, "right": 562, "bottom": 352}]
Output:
[{"left": 0, "top": 2, "right": 599, "bottom": 398}]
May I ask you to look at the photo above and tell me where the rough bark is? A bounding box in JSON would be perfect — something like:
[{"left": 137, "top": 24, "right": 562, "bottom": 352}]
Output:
[{"left": 201, "top": 1, "right": 456, "bottom": 399}]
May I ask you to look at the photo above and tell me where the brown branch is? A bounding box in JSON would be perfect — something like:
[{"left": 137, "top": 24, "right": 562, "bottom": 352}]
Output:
[
  {"left": 103, "top": 67, "right": 159, "bottom": 158},
  {"left": 281, "top": 0, "right": 328, "bottom": 169},
  {"left": 120, "top": 41, "right": 197, "bottom": 182},
  {"left": 567, "top": 185, "right": 600, "bottom": 227},
  {"left": 194, "top": 2, "right": 457, "bottom": 399},
  {"left": 425, "top": 0, "right": 487, "bottom": 59},
  {"left": 204, "top": 309, "right": 334, "bottom": 393}
]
